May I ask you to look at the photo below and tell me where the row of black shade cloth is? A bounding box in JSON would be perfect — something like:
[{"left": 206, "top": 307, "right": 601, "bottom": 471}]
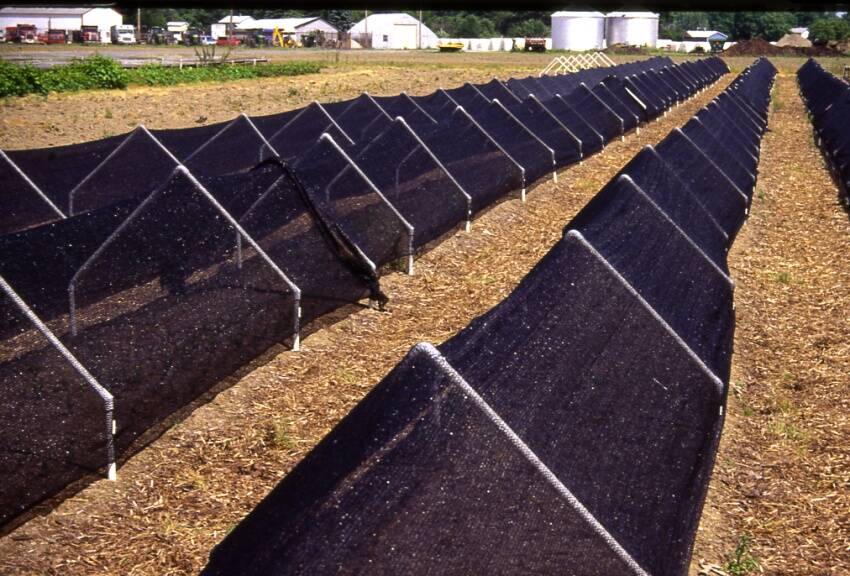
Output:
[
  {"left": 797, "top": 58, "right": 850, "bottom": 206},
  {"left": 0, "top": 55, "right": 728, "bottom": 528},
  {"left": 201, "top": 57, "right": 778, "bottom": 576}
]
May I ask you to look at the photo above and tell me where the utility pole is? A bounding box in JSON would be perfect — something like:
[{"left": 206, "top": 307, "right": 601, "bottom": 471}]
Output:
[
  {"left": 229, "top": 8, "right": 234, "bottom": 42},
  {"left": 136, "top": 7, "right": 141, "bottom": 42},
  {"left": 418, "top": 9, "right": 422, "bottom": 49}
]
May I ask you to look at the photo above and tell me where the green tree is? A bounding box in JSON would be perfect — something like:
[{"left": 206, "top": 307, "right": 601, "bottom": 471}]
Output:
[
  {"left": 731, "top": 12, "right": 795, "bottom": 40},
  {"left": 454, "top": 14, "right": 496, "bottom": 37},
  {"left": 707, "top": 12, "right": 735, "bottom": 35},
  {"left": 506, "top": 19, "right": 548, "bottom": 38},
  {"left": 809, "top": 18, "right": 850, "bottom": 43},
  {"left": 659, "top": 12, "right": 710, "bottom": 40},
  {"left": 759, "top": 12, "right": 797, "bottom": 40},
  {"left": 323, "top": 10, "right": 354, "bottom": 32}
]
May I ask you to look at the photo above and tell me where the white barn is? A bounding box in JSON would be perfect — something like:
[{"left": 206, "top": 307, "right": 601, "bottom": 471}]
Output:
[
  {"left": 0, "top": 6, "right": 122, "bottom": 43},
  {"left": 237, "top": 17, "right": 338, "bottom": 42},
  {"left": 350, "top": 13, "right": 439, "bottom": 49},
  {"left": 211, "top": 14, "right": 255, "bottom": 39}
]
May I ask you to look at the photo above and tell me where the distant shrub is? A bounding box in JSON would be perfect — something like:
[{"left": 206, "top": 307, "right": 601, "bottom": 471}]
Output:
[
  {"left": 0, "top": 60, "right": 44, "bottom": 97},
  {"left": 40, "top": 55, "right": 128, "bottom": 93},
  {"left": 126, "top": 61, "right": 322, "bottom": 86},
  {"left": 0, "top": 57, "right": 321, "bottom": 98}
]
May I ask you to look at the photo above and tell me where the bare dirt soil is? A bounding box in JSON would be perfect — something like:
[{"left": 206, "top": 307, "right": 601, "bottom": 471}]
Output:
[
  {"left": 0, "top": 56, "right": 847, "bottom": 575},
  {"left": 0, "top": 65, "right": 531, "bottom": 150}
]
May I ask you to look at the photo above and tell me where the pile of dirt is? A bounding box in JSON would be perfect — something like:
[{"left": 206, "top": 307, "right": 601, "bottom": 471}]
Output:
[
  {"left": 775, "top": 33, "right": 812, "bottom": 48},
  {"left": 724, "top": 37, "right": 786, "bottom": 56},
  {"left": 725, "top": 36, "right": 846, "bottom": 57}
]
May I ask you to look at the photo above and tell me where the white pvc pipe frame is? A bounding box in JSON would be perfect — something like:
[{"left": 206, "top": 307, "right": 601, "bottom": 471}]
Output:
[
  {"left": 1, "top": 275, "right": 117, "bottom": 481},
  {"left": 5, "top": 57, "right": 717, "bottom": 485}
]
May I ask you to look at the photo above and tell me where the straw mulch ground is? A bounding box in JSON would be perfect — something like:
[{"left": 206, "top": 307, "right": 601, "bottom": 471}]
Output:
[
  {"left": 692, "top": 74, "right": 850, "bottom": 575},
  {"left": 0, "top": 76, "right": 732, "bottom": 574}
]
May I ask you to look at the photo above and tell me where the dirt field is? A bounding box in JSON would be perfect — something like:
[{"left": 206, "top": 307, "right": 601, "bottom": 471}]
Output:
[{"left": 0, "top": 54, "right": 847, "bottom": 575}]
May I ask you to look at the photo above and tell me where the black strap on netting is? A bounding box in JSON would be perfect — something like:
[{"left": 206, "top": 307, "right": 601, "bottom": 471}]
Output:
[{"left": 262, "top": 154, "right": 389, "bottom": 309}]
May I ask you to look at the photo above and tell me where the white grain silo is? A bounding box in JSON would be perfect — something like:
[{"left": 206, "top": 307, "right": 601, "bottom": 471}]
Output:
[
  {"left": 551, "top": 11, "right": 605, "bottom": 51},
  {"left": 605, "top": 12, "right": 659, "bottom": 48}
]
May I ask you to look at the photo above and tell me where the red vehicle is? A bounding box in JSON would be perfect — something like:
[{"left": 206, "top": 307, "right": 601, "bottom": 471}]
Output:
[
  {"left": 81, "top": 25, "right": 100, "bottom": 44},
  {"left": 5, "top": 26, "right": 18, "bottom": 42},
  {"left": 17, "top": 24, "right": 37, "bottom": 44},
  {"left": 47, "top": 29, "right": 67, "bottom": 44},
  {"left": 216, "top": 36, "right": 241, "bottom": 46}
]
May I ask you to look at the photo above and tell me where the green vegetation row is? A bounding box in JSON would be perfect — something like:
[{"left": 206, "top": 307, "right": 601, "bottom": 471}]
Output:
[{"left": 0, "top": 55, "right": 323, "bottom": 98}]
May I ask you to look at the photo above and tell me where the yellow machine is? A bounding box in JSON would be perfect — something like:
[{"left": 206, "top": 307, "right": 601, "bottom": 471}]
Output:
[
  {"left": 438, "top": 41, "right": 464, "bottom": 52},
  {"left": 272, "top": 26, "right": 297, "bottom": 48}
]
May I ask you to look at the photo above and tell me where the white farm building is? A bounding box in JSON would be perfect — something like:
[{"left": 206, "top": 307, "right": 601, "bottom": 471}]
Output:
[
  {"left": 350, "top": 13, "right": 439, "bottom": 49},
  {"left": 237, "top": 17, "right": 338, "bottom": 42},
  {"left": 0, "top": 6, "right": 122, "bottom": 43},
  {"left": 210, "top": 14, "right": 254, "bottom": 39}
]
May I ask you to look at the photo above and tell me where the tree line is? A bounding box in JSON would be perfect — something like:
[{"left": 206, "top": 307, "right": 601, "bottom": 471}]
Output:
[
  {"left": 124, "top": 9, "right": 850, "bottom": 43},
  {"left": 660, "top": 11, "right": 849, "bottom": 42}
]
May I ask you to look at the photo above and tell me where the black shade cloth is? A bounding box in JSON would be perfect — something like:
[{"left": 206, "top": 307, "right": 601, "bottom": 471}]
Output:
[
  {"left": 473, "top": 78, "right": 522, "bottom": 104},
  {"left": 694, "top": 104, "right": 760, "bottom": 172},
  {"left": 203, "top": 342, "right": 645, "bottom": 576},
  {"left": 352, "top": 118, "right": 469, "bottom": 248},
  {"left": 615, "top": 146, "right": 730, "bottom": 271},
  {"left": 332, "top": 93, "right": 394, "bottom": 144},
  {"left": 293, "top": 134, "right": 412, "bottom": 268},
  {"left": 623, "top": 75, "right": 663, "bottom": 119},
  {"left": 266, "top": 102, "right": 354, "bottom": 163},
  {"left": 539, "top": 95, "right": 605, "bottom": 156},
  {"left": 439, "top": 231, "right": 726, "bottom": 576},
  {"left": 5, "top": 132, "right": 127, "bottom": 212},
  {"left": 65, "top": 127, "right": 181, "bottom": 216},
  {"left": 0, "top": 163, "right": 284, "bottom": 328},
  {"left": 592, "top": 83, "right": 639, "bottom": 132},
  {"left": 655, "top": 129, "right": 748, "bottom": 239},
  {"left": 561, "top": 84, "right": 623, "bottom": 143},
  {"left": 413, "top": 108, "right": 524, "bottom": 214},
  {"left": 151, "top": 121, "right": 227, "bottom": 161},
  {"left": 0, "top": 277, "right": 112, "bottom": 527},
  {"left": 370, "top": 93, "right": 439, "bottom": 129},
  {"left": 602, "top": 76, "right": 649, "bottom": 123},
  {"left": 681, "top": 118, "right": 756, "bottom": 200},
  {"left": 182, "top": 114, "right": 274, "bottom": 178},
  {"left": 465, "top": 100, "right": 555, "bottom": 185},
  {"left": 566, "top": 175, "right": 735, "bottom": 383},
  {"left": 236, "top": 169, "right": 375, "bottom": 323},
  {"left": 0, "top": 152, "right": 65, "bottom": 235},
  {"left": 0, "top": 56, "right": 732, "bottom": 530},
  {"left": 798, "top": 58, "right": 850, "bottom": 203},
  {"left": 502, "top": 95, "right": 581, "bottom": 168}
]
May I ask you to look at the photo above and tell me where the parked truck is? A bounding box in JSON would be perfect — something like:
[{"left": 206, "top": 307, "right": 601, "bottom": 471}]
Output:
[
  {"left": 524, "top": 37, "right": 547, "bottom": 52},
  {"left": 47, "top": 29, "right": 68, "bottom": 44},
  {"left": 16, "top": 24, "right": 37, "bottom": 44},
  {"left": 81, "top": 25, "right": 100, "bottom": 44},
  {"left": 110, "top": 24, "right": 136, "bottom": 44}
]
